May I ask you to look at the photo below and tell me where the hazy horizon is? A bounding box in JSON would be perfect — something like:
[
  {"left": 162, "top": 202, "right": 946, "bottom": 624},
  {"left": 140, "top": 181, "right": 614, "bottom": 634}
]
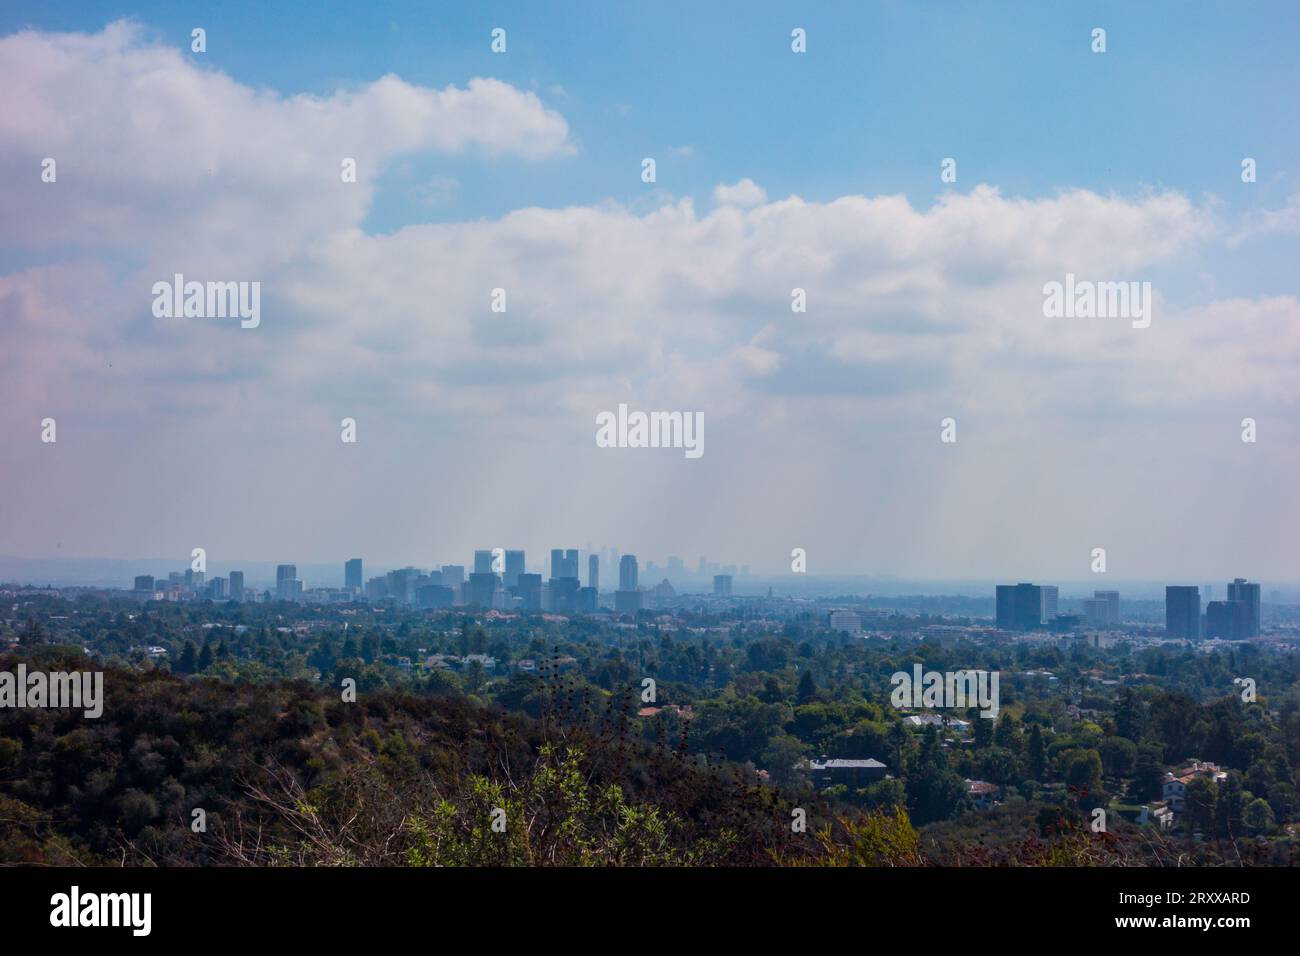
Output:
[{"left": 3, "top": 553, "right": 1296, "bottom": 602}]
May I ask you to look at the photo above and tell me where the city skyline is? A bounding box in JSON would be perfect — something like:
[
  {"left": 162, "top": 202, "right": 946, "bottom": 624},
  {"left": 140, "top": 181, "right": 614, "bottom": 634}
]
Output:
[{"left": 2, "top": 548, "right": 1290, "bottom": 605}]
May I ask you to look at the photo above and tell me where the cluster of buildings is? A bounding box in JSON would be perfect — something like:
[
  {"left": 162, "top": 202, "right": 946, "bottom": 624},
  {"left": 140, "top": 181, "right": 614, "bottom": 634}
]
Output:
[
  {"left": 992, "top": 578, "right": 1263, "bottom": 641},
  {"left": 1166, "top": 579, "right": 1261, "bottom": 640},
  {"left": 132, "top": 551, "right": 669, "bottom": 614}
]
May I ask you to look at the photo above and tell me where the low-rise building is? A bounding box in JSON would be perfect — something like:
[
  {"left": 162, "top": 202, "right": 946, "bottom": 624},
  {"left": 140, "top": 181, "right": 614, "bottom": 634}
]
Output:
[
  {"left": 803, "top": 756, "right": 888, "bottom": 788},
  {"left": 1161, "top": 760, "right": 1228, "bottom": 813},
  {"left": 965, "top": 779, "right": 1001, "bottom": 810}
]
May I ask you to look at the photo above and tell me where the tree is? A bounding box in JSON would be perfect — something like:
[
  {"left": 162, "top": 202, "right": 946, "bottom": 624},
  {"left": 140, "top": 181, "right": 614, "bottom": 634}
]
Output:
[
  {"left": 993, "top": 713, "right": 1021, "bottom": 754},
  {"left": 465, "top": 659, "right": 486, "bottom": 696},
  {"left": 1243, "top": 797, "right": 1275, "bottom": 835},
  {"left": 1064, "top": 749, "right": 1103, "bottom": 798},
  {"left": 888, "top": 721, "right": 912, "bottom": 777},
  {"left": 197, "top": 640, "right": 213, "bottom": 672},
  {"left": 761, "top": 735, "right": 808, "bottom": 791},
  {"left": 1098, "top": 736, "right": 1137, "bottom": 783},
  {"left": 1132, "top": 743, "right": 1165, "bottom": 801},
  {"left": 1184, "top": 776, "right": 1216, "bottom": 834},
  {"left": 1026, "top": 724, "right": 1048, "bottom": 780},
  {"left": 796, "top": 670, "right": 817, "bottom": 705},
  {"left": 176, "top": 642, "right": 197, "bottom": 675},
  {"left": 1114, "top": 688, "right": 1146, "bottom": 741}
]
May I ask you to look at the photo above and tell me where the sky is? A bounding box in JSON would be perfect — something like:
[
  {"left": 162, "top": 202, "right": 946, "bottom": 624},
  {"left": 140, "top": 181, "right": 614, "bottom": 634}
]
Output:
[{"left": 1, "top": 2, "right": 1298, "bottom": 584}]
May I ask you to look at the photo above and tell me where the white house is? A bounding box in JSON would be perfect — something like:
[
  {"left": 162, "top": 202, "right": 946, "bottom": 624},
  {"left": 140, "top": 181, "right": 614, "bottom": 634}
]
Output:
[{"left": 1161, "top": 760, "right": 1228, "bottom": 813}]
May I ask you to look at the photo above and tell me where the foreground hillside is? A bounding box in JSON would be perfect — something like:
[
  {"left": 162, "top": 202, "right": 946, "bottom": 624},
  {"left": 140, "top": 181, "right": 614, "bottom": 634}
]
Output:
[{"left": 0, "top": 652, "right": 1257, "bottom": 866}]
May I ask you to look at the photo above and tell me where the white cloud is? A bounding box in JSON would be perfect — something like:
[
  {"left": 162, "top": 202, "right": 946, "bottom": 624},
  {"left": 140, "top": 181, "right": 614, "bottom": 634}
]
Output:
[
  {"left": 713, "top": 178, "right": 767, "bottom": 207},
  {"left": 2, "top": 24, "right": 1297, "bottom": 576},
  {"left": 0, "top": 21, "right": 573, "bottom": 252}
]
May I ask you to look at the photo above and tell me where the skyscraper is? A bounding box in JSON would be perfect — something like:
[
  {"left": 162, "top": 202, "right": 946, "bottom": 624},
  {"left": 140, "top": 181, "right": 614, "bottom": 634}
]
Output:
[
  {"left": 1039, "top": 585, "right": 1059, "bottom": 621},
  {"left": 1226, "top": 578, "right": 1261, "bottom": 638},
  {"left": 276, "top": 564, "right": 299, "bottom": 601},
  {"left": 1206, "top": 600, "right": 1249, "bottom": 640},
  {"left": 616, "top": 554, "right": 641, "bottom": 613},
  {"left": 1094, "top": 590, "right": 1120, "bottom": 627},
  {"left": 133, "top": 575, "right": 154, "bottom": 592},
  {"left": 504, "top": 550, "right": 525, "bottom": 588},
  {"left": 467, "top": 572, "right": 498, "bottom": 608},
  {"left": 615, "top": 588, "right": 642, "bottom": 614},
  {"left": 548, "top": 576, "right": 580, "bottom": 613},
  {"left": 229, "top": 571, "right": 245, "bottom": 602},
  {"left": 619, "top": 554, "right": 638, "bottom": 591},
  {"left": 345, "top": 558, "right": 363, "bottom": 590},
  {"left": 714, "top": 574, "right": 733, "bottom": 595},
  {"left": 474, "top": 550, "right": 495, "bottom": 575},
  {"left": 1165, "top": 586, "right": 1201, "bottom": 640},
  {"left": 995, "top": 583, "right": 1042, "bottom": 630},
  {"left": 588, "top": 554, "right": 599, "bottom": 592},
  {"left": 516, "top": 573, "right": 543, "bottom": 610},
  {"left": 549, "top": 548, "right": 579, "bottom": 579}
]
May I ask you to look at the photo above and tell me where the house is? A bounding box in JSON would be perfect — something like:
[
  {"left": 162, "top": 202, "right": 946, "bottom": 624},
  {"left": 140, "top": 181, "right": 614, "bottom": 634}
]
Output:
[
  {"left": 802, "top": 757, "right": 888, "bottom": 789},
  {"left": 965, "top": 779, "right": 1001, "bottom": 810},
  {"left": 902, "top": 713, "right": 971, "bottom": 730},
  {"left": 637, "top": 704, "right": 694, "bottom": 720},
  {"left": 1137, "top": 802, "right": 1175, "bottom": 831},
  {"left": 1161, "top": 760, "right": 1228, "bottom": 813}
]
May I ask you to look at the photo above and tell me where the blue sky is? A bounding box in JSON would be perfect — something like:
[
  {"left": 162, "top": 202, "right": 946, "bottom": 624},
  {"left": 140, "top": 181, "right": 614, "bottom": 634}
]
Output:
[
  {"left": 1, "top": 3, "right": 1298, "bottom": 579},
  {"left": 4, "top": 1, "right": 1297, "bottom": 233}
]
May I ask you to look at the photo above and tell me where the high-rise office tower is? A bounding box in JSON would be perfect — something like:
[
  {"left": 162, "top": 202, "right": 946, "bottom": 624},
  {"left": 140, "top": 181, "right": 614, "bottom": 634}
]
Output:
[
  {"left": 134, "top": 575, "right": 154, "bottom": 592},
  {"left": 416, "top": 584, "right": 454, "bottom": 609},
  {"left": 619, "top": 554, "right": 639, "bottom": 591},
  {"left": 345, "top": 558, "right": 363, "bottom": 590},
  {"left": 714, "top": 574, "right": 733, "bottom": 596},
  {"left": 1206, "top": 600, "right": 1249, "bottom": 640},
  {"left": 504, "top": 550, "right": 525, "bottom": 588},
  {"left": 516, "top": 573, "right": 543, "bottom": 610},
  {"left": 588, "top": 554, "right": 599, "bottom": 592},
  {"left": 229, "top": 571, "right": 245, "bottom": 602},
  {"left": 1039, "top": 585, "right": 1059, "bottom": 621},
  {"left": 440, "top": 565, "right": 465, "bottom": 588},
  {"left": 1165, "top": 586, "right": 1201, "bottom": 640},
  {"left": 548, "top": 576, "right": 580, "bottom": 613},
  {"left": 467, "top": 572, "right": 497, "bottom": 608},
  {"left": 995, "top": 583, "right": 1042, "bottom": 630},
  {"left": 1226, "top": 578, "right": 1261, "bottom": 638},
  {"left": 1094, "top": 590, "right": 1120, "bottom": 627},
  {"left": 549, "top": 548, "right": 579, "bottom": 579},
  {"left": 276, "top": 564, "right": 299, "bottom": 601},
  {"left": 1082, "top": 597, "right": 1107, "bottom": 627},
  {"left": 474, "top": 550, "right": 495, "bottom": 575}
]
